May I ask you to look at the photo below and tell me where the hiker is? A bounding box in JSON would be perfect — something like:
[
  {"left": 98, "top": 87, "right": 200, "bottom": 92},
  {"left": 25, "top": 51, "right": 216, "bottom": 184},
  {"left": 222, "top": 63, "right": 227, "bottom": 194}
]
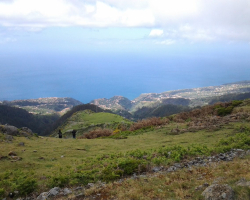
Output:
[
  {"left": 58, "top": 129, "right": 62, "bottom": 138},
  {"left": 72, "top": 129, "right": 76, "bottom": 139}
]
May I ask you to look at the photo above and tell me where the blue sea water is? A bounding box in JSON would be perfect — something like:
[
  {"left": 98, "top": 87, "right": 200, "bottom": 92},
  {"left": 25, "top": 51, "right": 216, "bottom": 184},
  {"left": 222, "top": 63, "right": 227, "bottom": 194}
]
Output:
[{"left": 1, "top": 50, "right": 250, "bottom": 103}]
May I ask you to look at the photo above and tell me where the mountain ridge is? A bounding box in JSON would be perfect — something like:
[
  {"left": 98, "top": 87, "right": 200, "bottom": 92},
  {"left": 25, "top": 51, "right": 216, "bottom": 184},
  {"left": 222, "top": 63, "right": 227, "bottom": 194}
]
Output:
[
  {"left": 1, "top": 97, "right": 82, "bottom": 115},
  {"left": 91, "top": 80, "right": 250, "bottom": 112}
]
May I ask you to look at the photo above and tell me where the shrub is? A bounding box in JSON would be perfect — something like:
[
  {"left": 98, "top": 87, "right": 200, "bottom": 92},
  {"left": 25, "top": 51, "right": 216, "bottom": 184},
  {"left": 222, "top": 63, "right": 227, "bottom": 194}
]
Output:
[
  {"left": 49, "top": 175, "right": 69, "bottom": 188},
  {"left": 0, "top": 188, "right": 4, "bottom": 198},
  {"left": 84, "top": 128, "right": 113, "bottom": 139},
  {"left": 100, "top": 167, "right": 122, "bottom": 181},
  {"left": 232, "top": 100, "right": 243, "bottom": 107},
  {"left": 118, "top": 158, "right": 146, "bottom": 176},
  {"left": 16, "top": 177, "right": 37, "bottom": 195},
  {"left": 216, "top": 106, "right": 233, "bottom": 116},
  {"left": 216, "top": 131, "right": 250, "bottom": 152},
  {"left": 130, "top": 117, "right": 167, "bottom": 132}
]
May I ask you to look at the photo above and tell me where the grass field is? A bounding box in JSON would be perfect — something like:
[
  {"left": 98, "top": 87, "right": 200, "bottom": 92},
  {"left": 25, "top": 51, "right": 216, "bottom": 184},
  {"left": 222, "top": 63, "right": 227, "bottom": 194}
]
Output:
[{"left": 1, "top": 101, "right": 250, "bottom": 199}]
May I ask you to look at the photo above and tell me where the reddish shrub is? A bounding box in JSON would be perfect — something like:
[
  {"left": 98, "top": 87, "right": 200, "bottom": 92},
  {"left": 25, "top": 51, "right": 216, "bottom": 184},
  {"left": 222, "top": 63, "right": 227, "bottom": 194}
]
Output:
[
  {"left": 83, "top": 128, "right": 113, "bottom": 139},
  {"left": 129, "top": 117, "right": 168, "bottom": 132}
]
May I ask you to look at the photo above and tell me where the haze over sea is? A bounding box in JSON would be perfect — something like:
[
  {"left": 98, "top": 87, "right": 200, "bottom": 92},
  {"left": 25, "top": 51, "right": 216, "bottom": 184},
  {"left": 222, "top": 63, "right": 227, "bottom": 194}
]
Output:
[
  {"left": 1, "top": 44, "right": 250, "bottom": 103},
  {"left": 1, "top": 1, "right": 250, "bottom": 103}
]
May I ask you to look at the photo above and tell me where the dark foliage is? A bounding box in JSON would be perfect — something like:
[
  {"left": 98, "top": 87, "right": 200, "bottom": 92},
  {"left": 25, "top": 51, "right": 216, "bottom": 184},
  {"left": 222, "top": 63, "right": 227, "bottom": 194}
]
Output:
[
  {"left": 209, "top": 92, "right": 250, "bottom": 105},
  {"left": 113, "top": 109, "right": 133, "bottom": 120},
  {"left": 133, "top": 104, "right": 190, "bottom": 120},
  {"left": 0, "top": 105, "right": 59, "bottom": 135},
  {"left": 161, "top": 98, "right": 191, "bottom": 106}
]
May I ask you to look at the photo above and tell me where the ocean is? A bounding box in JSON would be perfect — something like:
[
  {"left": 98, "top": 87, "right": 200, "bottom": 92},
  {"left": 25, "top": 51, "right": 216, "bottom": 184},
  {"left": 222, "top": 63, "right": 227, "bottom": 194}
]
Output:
[{"left": 1, "top": 51, "right": 250, "bottom": 103}]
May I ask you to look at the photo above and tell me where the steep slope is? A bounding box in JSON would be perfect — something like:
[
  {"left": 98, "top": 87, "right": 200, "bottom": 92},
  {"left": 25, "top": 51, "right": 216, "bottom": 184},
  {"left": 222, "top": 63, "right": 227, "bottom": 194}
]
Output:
[
  {"left": 133, "top": 104, "right": 190, "bottom": 119},
  {"left": 0, "top": 104, "right": 59, "bottom": 135}
]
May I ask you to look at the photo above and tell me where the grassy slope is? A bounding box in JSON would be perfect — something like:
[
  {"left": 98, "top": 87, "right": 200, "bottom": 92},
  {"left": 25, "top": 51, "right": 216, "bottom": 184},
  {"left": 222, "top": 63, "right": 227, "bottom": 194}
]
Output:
[
  {"left": 52, "top": 110, "right": 131, "bottom": 136},
  {"left": 1, "top": 100, "right": 250, "bottom": 199}
]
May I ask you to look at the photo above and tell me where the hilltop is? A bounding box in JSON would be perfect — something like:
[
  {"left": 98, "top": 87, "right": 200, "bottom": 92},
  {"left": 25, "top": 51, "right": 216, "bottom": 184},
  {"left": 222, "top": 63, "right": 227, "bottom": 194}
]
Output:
[
  {"left": 91, "top": 81, "right": 250, "bottom": 112},
  {"left": 51, "top": 109, "right": 132, "bottom": 138}
]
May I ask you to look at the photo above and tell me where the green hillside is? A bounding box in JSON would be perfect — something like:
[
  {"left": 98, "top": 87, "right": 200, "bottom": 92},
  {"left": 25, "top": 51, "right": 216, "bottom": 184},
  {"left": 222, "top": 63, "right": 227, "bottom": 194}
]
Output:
[
  {"left": 1, "top": 99, "right": 250, "bottom": 199},
  {"left": 52, "top": 110, "right": 132, "bottom": 138}
]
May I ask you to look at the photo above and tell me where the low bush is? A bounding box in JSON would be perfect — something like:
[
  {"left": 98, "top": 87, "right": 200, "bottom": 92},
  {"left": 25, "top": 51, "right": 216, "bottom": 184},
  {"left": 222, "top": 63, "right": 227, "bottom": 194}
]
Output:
[
  {"left": 0, "top": 170, "right": 37, "bottom": 197},
  {"left": 83, "top": 128, "right": 113, "bottom": 139},
  {"left": 130, "top": 117, "right": 168, "bottom": 132},
  {"left": 0, "top": 188, "right": 4, "bottom": 198},
  {"left": 49, "top": 175, "right": 70, "bottom": 188}
]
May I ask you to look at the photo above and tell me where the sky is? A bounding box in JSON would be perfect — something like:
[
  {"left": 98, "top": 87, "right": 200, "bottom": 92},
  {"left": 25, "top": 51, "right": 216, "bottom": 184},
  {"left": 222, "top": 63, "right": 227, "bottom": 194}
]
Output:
[{"left": 0, "top": 0, "right": 250, "bottom": 103}]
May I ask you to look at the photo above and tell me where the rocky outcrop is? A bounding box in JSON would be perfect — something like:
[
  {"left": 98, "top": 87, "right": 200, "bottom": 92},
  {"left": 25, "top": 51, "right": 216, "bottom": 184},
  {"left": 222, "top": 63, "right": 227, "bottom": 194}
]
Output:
[
  {"left": 0, "top": 125, "right": 34, "bottom": 138},
  {"left": 202, "top": 184, "right": 234, "bottom": 200},
  {"left": 0, "top": 125, "right": 19, "bottom": 136},
  {"left": 236, "top": 178, "right": 250, "bottom": 187}
]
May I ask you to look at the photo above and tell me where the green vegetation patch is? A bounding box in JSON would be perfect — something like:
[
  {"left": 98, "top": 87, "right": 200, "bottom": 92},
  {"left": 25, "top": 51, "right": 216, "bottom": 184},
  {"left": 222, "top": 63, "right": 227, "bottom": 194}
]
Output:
[{"left": 56, "top": 111, "right": 131, "bottom": 135}]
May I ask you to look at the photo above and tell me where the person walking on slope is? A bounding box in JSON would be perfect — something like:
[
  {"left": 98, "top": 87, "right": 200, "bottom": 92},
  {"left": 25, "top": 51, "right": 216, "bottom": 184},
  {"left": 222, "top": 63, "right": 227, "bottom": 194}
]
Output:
[
  {"left": 72, "top": 129, "right": 76, "bottom": 139},
  {"left": 58, "top": 129, "right": 62, "bottom": 138}
]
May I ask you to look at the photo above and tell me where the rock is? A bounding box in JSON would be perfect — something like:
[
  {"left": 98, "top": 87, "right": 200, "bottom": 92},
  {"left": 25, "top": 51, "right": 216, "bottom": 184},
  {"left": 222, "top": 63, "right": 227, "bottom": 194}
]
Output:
[
  {"left": 236, "top": 178, "right": 250, "bottom": 187},
  {"left": 19, "top": 131, "right": 30, "bottom": 137},
  {"left": 18, "top": 142, "right": 25, "bottom": 146},
  {"left": 20, "top": 127, "right": 33, "bottom": 134},
  {"left": 86, "top": 183, "right": 95, "bottom": 189},
  {"left": 36, "top": 192, "right": 48, "bottom": 200},
  {"left": 8, "top": 151, "right": 17, "bottom": 156},
  {"left": 0, "top": 155, "right": 8, "bottom": 160},
  {"left": 173, "top": 163, "right": 182, "bottom": 168},
  {"left": 195, "top": 183, "right": 210, "bottom": 191},
  {"left": 167, "top": 166, "right": 177, "bottom": 172},
  {"left": 1, "top": 125, "right": 19, "bottom": 136},
  {"left": 74, "top": 186, "right": 83, "bottom": 191},
  {"left": 5, "top": 134, "right": 14, "bottom": 141},
  {"left": 10, "top": 156, "right": 22, "bottom": 161},
  {"left": 74, "top": 193, "right": 85, "bottom": 199},
  {"left": 48, "top": 187, "right": 60, "bottom": 196},
  {"left": 202, "top": 184, "right": 234, "bottom": 200},
  {"left": 213, "top": 177, "right": 224, "bottom": 184},
  {"left": 14, "top": 191, "right": 19, "bottom": 195},
  {"left": 63, "top": 188, "right": 72, "bottom": 195},
  {"left": 152, "top": 167, "right": 161, "bottom": 172}
]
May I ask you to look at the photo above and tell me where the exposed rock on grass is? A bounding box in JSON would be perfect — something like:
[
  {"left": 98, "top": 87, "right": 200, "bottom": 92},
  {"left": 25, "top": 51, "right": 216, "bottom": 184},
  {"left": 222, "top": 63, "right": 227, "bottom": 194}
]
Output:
[
  {"left": 202, "top": 184, "right": 234, "bottom": 200},
  {"left": 236, "top": 178, "right": 250, "bottom": 187},
  {"left": 8, "top": 151, "right": 17, "bottom": 156}
]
